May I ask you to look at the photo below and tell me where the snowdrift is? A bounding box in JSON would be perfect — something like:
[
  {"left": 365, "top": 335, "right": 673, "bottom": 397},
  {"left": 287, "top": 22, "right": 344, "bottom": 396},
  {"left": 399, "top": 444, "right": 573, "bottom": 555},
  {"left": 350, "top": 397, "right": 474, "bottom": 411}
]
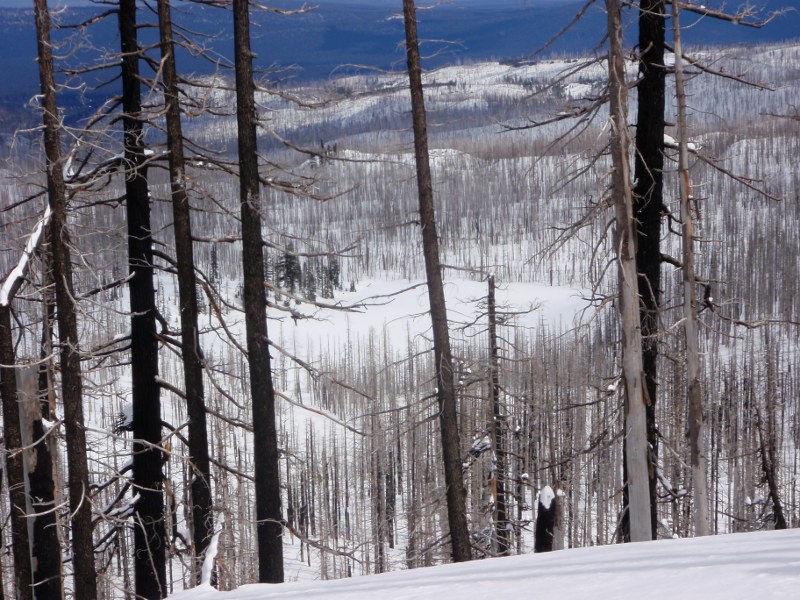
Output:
[{"left": 168, "top": 528, "right": 800, "bottom": 599}]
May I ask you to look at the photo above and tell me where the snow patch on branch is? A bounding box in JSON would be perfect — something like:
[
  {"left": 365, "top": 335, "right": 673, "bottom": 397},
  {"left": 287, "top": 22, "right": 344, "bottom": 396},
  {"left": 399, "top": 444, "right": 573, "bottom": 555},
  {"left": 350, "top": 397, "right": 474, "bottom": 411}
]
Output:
[
  {"left": 664, "top": 133, "right": 700, "bottom": 152},
  {"left": 0, "top": 206, "right": 52, "bottom": 307},
  {"left": 538, "top": 485, "right": 555, "bottom": 510},
  {"left": 200, "top": 512, "right": 225, "bottom": 586}
]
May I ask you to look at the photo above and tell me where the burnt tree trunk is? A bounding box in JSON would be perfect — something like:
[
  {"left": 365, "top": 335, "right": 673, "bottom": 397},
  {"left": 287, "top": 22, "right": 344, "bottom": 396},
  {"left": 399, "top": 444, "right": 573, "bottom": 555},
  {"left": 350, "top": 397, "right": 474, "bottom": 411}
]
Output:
[
  {"left": 633, "top": 0, "right": 666, "bottom": 540},
  {"left": 119, "top": 0, "right": 166, "bottom": 595},
  {"left": 672, "top": 2, "right": 709, "bottom": 537},
  {"left": 156, "top": 0, "right": 213, "bottom": 579},
  {"left": 757, "top": 331, "right": 787, "bottom": 529},
  {"left": 534, "top": 488, "right": 556, "bottom": 553},
  {"left": 488, "top": 275, "right": 509, "bottom": 556},
  {"left": 232, "top": 0, "right": 285, "bottom": 582},
  {"left": 17, "top": 366, "right": 63, "bottom": 599},
  {"left": 401, "top": 0, "right": 472, "bottom": 563},
  {"left": 0, "top": 306, "right": 34, "bottom": 600},
  {"left": 0, "top": 462, "right": 5, "bottom": 600},
  {"left": 34, "top": 0, "right": 97, "bottom": 595},
  {"left": 37, "top": 245, "right": 57, "bottom": 422},
  {"left": 607, "top": 0, "right": 653, "bottom": 542}
]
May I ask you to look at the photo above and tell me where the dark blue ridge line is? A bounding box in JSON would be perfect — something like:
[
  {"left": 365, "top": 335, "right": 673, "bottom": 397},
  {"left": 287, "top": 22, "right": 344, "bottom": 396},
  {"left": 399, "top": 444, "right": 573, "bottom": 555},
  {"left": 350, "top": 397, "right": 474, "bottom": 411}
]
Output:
[{"left": 0, "top": 0, "right": 797, "bottom": 121}]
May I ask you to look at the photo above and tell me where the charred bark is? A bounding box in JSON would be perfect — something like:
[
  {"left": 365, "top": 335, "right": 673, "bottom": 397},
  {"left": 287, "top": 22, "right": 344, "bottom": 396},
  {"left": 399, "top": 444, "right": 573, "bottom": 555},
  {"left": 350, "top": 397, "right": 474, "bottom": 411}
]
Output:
[
  {"left": 232, "top": 0, "right": 284, "bottom": 582},
  {"left": 607, "top": 0, "right": 653, "bottom": 542},
  {"left": 402, "top": 0, "right": 472, "bottom": 563},
  {"left": 156, "top": 0, "right": 213, "bottom": 579},
  {"left": 534, "top": 489, "right": 556, "bottom": 553},
  {"left": 0, "top": 306, "right": 34, "bottom": 600},
  {"left": 672, "top": 2, "right": 709, "bottom": 537},
  {"left": 119, "top": 0, "right": 166, "bottom": 595},
  {"left": 34, "top": 0, "right": 96, "bottom": 595},
  {"left": 18, "top": 367, "right": 63, "bottom": 599},
  {"left": 488, "top": 275, "right": 509, "bottom": 556},
  {"left": 633, "top": 0, "right": 666, "bottom": 540}
]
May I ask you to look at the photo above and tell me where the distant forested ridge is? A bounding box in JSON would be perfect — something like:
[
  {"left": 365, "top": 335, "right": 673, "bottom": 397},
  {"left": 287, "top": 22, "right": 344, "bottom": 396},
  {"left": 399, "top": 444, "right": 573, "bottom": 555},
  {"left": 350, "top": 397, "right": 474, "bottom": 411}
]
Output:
[{"left": 0, "top": 0, "right": 796, "bottom": 119}]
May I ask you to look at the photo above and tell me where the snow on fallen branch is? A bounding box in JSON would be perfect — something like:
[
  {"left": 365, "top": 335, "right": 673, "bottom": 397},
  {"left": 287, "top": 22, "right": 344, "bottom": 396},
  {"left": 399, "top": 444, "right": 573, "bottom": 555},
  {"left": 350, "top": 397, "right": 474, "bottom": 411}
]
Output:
[
  {"left": 0, "top": 205, "right": 52, "bottom": 307},
  {"left": 200, "top": 512, "right": 225, "bottom": 586}
]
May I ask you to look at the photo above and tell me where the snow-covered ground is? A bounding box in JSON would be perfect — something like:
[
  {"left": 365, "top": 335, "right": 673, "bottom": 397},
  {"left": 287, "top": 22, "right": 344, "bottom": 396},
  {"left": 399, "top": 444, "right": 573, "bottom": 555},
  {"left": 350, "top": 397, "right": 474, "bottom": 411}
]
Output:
[
  {"left": 168, "top": 529, "right": 800, "bottom": 599},
  {"left": 271, "top": 276, "right": 590, "bottom": 360}
]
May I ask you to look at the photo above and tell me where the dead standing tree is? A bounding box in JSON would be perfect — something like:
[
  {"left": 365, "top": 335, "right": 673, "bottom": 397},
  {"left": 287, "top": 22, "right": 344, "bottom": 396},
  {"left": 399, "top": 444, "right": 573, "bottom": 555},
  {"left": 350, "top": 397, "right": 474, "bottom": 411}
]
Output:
[
  {"left": 633, "top": 0, "right": 666, "bottom": 540},
  {"left": 671, "top": 1, "right": 709, "bottom": 537},
  {"left": 402, "top": 0, "right": 472, "bottom": 562},
  {"left": 118, "top": 0, "right": 167, "bottom": 596},
  {"left": 0, "top": 244, "right": 43, "bottom": 600},
  {"left": 487, "top": 275, "right": 509, "bottom": 556},
  {"left": 156, "top": 0, "right": 214, "bottom": 579},
  {"left": 33, "top": 0, "right": 98, "bottom": 596},
  {"left": 607, "top": 0, "right": 653, "bottom": 542},
  {"left": 232, "top": 0, "right": 285, "bottom": 583},
  {"left": 630, "top": 0, "right": 776, "bottom": 542}
]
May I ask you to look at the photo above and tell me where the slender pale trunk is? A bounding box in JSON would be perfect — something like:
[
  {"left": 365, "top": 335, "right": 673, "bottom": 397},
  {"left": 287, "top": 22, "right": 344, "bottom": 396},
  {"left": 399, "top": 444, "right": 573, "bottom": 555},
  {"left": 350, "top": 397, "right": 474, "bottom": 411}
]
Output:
[
  {"left": 402, "top": 0, "right": 472, "bottom": 562},
  {"left": 232, "top": 0, "right": 284, "bottom": 582},
  {"left": 607, "top": 0, "right": 653, "bottom": 542},
  {"left": 156, "top": 0, "right": 213, "bottom": 579},
  {"left": 672, "top": 2, "right": 709, "bottom": 537}
]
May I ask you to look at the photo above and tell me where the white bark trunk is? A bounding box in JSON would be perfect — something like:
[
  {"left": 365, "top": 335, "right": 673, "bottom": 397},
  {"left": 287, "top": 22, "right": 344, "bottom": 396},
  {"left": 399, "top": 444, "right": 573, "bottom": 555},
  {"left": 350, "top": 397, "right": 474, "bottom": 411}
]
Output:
[
  {"left": 672, "top": 1, "right": 710, "bottom": 537},
  {"left": 607, "top": 0, "right": 653, "bottom": 543}
]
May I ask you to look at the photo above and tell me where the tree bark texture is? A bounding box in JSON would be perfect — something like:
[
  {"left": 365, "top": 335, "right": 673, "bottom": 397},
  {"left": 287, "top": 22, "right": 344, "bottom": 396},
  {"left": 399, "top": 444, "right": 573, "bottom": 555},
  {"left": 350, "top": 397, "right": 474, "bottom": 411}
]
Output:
[
  {"left": 17, "top": 367, "right": 63, "bottom": 599},
  {"left": 232, "top": 0, "right": 285, "bottom": 582},
  {"left": 606, "top": 0, "right": 653, "bottom": 543},
  {"left": 157, "top": 0, "right": 214, "bottom": 579},
  {"left": 119, "top": 0, "right": 167, "bottom": 595},
  {"left": 633, "top": 0, "right": 666, "bottom": 540},
  {"left": 671, "top": 1, "right": 709, "bottom": 537},
  {"left": 760, "top": 332, "right": 787, "bottom": 529},
  {"left": 0, "top": 306, "right": 34, "bottom": 600},
  {"left": 402, "top": 0, "right": 472, "bottom": 563},
  {"left": 34, "top": 0, "right": 97, "bottom": 595},
  {"left": 488, "top": 275, "right": 509, "bottom": 556},
  {"left": 534, "top": 492, "right": 556, "bottom": 553}
]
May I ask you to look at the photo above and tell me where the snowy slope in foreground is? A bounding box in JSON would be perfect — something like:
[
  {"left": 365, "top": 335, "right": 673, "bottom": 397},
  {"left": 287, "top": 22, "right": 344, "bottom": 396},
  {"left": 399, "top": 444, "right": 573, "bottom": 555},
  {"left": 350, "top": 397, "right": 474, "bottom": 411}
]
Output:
[{"left": 169, "top": 529, "right": 800, "bottom": 599}]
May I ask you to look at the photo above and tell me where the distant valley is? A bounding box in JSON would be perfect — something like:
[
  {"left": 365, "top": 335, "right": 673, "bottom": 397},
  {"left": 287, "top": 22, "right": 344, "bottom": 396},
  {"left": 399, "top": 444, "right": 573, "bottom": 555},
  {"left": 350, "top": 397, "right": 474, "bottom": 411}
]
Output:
[{"left": 0, "top": 0, "right": 797, "bottom": 124}]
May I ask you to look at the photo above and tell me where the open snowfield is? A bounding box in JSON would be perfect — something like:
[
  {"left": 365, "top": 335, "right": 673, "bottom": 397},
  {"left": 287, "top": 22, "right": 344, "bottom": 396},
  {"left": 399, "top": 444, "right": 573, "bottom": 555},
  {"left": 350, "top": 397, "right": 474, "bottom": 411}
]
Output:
[
  {"left": 169, "top": 529, "right": 800, "bottom": 599},
  {"left": 271, "top": 276, "right": 590, "bottom": 360}
]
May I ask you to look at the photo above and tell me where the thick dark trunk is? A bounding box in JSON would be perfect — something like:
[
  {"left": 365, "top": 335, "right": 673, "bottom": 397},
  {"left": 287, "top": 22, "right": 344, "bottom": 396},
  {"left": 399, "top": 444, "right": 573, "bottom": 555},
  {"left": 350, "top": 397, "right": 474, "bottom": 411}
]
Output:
[
  {"left": 402, "top": 0, "right": 472, "bottom": 563},
  {"left": 0, "top": 465, "right": 5, "bottom": 600},
  {"left": 232, "top": 0, "right": 284, "bottom": 582},
  {"left": 0, "top": 306, "right": 34, "bottom": 600},
  {"left": 157, "top": 0, "right": 213, "bottom": 579},
  {"left": 633, "top": 0, "right": 666, "bottom": 541},
  {"left": 119, "top": 0, "right": 166, "bottom": 596},
  {"left": 33, "top": 0, "right": 96, "bottom": 596},
  {"left": 534, "top": 491, "right": 556, "bottom": 553},
  {"left": 488, "top": 276, "right": 509, "bottom": 556}
]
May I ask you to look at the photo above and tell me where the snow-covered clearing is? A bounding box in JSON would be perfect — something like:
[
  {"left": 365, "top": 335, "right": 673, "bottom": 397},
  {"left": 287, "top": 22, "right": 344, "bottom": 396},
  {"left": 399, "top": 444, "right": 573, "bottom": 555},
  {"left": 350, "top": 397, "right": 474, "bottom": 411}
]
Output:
[
  {"left": 274, "top": 277, "right": 589, "bottom": 360},
  {"left": 168, "top": 529, "right": 800, "bottom": 599}
]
